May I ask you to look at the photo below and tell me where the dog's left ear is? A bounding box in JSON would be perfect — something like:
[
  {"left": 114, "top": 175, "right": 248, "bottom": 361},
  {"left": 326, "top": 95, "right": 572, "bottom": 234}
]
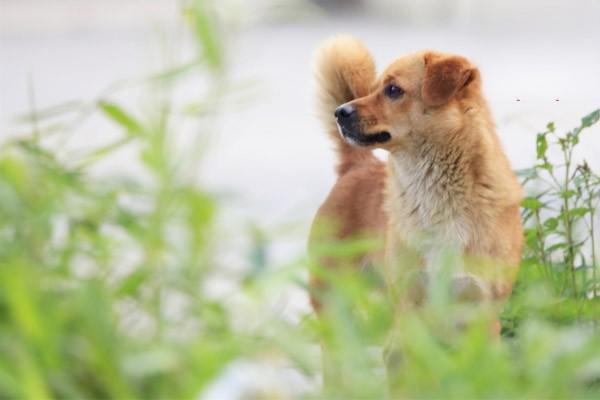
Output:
[{"left": 421, "top": 53, "right": 477, "bottom": 107}]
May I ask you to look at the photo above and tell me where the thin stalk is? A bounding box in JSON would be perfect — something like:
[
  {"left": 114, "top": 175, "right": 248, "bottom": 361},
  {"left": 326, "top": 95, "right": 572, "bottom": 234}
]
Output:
[
  {"left": 533, "top": 207, "right": 550, "bottom": 279},
  {"left": 584, "top": 176, "right": 598, "bottom": 298},
  {"left": 561, "top": 144, "right": 577, "bottom": 296},
  {"left": 592, "top": 210, "right": 598, "bottom": 298},
  {"left": 27, "top": 73, "right": 40, "bottom": 142}
]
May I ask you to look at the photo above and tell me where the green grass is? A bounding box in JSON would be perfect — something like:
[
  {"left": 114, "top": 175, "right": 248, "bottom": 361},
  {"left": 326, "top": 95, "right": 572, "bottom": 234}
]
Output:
[{"left": 1, "top": 1, "right": 600, "bottom": 398}]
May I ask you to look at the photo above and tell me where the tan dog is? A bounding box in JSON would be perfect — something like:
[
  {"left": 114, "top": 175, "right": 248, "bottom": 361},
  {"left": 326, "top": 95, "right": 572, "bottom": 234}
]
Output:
[{"left": 309, "top": 35, "right": 523, "bottom": 328}]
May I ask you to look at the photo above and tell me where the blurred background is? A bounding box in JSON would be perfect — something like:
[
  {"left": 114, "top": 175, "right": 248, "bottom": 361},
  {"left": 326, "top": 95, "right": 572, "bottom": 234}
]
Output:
[
  {"left": 3, "top": 0, "right": 600, "bottom": 225},
  {"left": 3, "top": 0, "right": 600, "bottom": 233}
]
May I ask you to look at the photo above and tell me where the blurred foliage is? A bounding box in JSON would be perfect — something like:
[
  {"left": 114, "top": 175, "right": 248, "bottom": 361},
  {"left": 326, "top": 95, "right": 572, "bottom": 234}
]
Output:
[
  {"left": 0, "top": 2, "right": 235, "bottom": 398},
  {"left": 1, "top": 0, "right": 600, "bottom": 399}
]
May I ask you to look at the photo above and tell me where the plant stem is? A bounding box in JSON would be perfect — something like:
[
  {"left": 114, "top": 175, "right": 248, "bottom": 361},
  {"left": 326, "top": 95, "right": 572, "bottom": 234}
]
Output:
[
  {"left": 533, "top": 208, "right": 550, "bottom": 279},
  {"left": 585, "top": 176, "right": 598, "bottom": 298},
  {"left": 561, "top": 144, "right": 577, "bottom": 296}
]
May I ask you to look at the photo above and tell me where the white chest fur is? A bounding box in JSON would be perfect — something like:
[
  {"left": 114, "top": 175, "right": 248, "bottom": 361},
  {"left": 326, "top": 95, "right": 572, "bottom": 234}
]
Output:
[{"left": 385, "top": 153, "right": 472, "bottom": 273}]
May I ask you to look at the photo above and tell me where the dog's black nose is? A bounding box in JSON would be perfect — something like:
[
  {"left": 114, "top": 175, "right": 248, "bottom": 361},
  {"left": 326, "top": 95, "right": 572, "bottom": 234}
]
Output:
[{"left": 335, "top": 104, "right": 356, "bottom": 120}]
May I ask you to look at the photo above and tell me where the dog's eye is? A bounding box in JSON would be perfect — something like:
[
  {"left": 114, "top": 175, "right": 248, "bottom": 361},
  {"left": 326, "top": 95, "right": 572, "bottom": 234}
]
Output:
[{"left": 384, "top": 84, "right": 404, "bottom": 99}]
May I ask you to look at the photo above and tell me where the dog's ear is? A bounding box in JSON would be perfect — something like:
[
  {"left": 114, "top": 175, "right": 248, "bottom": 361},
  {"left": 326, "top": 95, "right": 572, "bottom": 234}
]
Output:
[{"left": 421, "top": 53, "right": 476, "bottom": 107}]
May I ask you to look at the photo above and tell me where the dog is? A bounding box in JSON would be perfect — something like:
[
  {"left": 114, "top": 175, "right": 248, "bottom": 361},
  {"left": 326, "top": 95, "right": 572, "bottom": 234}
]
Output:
[{"left": 308, "top": 35, "right": 523, "bottom": 383}]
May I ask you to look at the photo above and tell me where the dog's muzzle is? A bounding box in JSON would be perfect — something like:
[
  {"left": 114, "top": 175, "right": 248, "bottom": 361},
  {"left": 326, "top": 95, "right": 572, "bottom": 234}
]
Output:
[{"left": 335, "top": 104, "right": 391, "bottom": 146}]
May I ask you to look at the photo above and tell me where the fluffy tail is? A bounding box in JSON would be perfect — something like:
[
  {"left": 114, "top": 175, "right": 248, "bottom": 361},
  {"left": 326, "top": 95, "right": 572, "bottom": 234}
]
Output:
[{"left": 314, "top": 35, "right": 378, "bottom": 175}]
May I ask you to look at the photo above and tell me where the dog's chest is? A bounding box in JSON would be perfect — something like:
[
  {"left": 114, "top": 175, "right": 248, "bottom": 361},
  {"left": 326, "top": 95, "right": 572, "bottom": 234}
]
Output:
[
  {"left": 386, "top": 157, "right": 472, "bottom": 264},
  {"left": 391, "top": 198, "right": 469, "bottom": 250}
]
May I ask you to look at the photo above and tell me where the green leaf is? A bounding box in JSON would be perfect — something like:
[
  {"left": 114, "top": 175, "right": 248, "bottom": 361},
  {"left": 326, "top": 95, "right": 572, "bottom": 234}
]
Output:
[
  {"left": 537, "top": 161, "right": 553, "bottom": 172},
  {"left": 78, "top": 136, "right": 133, "bottom": 167},
  {"left": 115, "top": 268, "right": 148, "bottom": 297},
  {"left": 516, "top": 167, "right": 538, "bottom": 180},
  {"left": 570, "top": 132, "right": 580, "bottom": 145},
  {"left": 546, "top": 122, "right": 555, "bottom": 132},
  {"left": 524, "top": 228, "right": 538, "bottom": 248},
  {"left": 99, "top": 101, "right": 143, "bottom": 135},
  {"left": 187, "top": 4, "right": 222, "bottom": 70},
  {"left": 559, "top": 190, "right": 577, "bottom": 200},
  {"left": 567, "top": 207, "right": 591, "bottom": 219},
  {"left": 543, "top": 217, "right": 558, "bottom": 231},
  {"left": 522, "top": 197, "right": 543, "bottom": 211},
  {"left": 581, "top": 109, "right": 600, "bottom": 129},
  {"left": 536, "top": 133, "right": 548, "bottom": 160}
]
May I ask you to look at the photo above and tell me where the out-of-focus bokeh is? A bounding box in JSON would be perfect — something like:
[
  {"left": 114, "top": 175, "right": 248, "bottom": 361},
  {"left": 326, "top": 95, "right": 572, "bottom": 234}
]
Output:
[{"left": 2, "top": 1, "right": 600, "bottom": 239}]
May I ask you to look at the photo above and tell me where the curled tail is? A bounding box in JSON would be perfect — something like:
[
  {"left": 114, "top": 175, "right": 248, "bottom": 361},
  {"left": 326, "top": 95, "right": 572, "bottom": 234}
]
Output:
[{"left": 314, "top": 35, "right": 378, "bottom": 176}]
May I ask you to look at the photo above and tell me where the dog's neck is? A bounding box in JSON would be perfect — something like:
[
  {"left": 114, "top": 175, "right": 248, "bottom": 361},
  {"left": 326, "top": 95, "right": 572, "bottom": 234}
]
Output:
[{"left": 385, "top": 123, "right": 484, "bottom": 249}]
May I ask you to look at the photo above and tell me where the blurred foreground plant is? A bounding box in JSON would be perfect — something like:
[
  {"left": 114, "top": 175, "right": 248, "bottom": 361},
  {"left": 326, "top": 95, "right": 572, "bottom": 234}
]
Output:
[{"left": 0, "top": 2, "right": 243, "bottom": 398}]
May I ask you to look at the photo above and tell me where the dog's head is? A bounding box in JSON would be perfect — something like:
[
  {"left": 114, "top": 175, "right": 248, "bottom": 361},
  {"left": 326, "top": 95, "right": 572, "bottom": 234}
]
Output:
[{"left": 335, "top": 51, "right": 481, "bottom": 150}]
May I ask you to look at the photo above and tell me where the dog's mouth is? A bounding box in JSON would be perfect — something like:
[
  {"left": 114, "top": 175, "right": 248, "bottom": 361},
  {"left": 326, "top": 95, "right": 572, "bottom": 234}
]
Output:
[{"left": 338, "top": 125, "right": 391, "bottom": 146}]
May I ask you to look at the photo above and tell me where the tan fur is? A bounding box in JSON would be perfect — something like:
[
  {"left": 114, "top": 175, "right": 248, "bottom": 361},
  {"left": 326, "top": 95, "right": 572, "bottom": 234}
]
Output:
[
  {"left": 309, "top": 36, "right": 523, "bottom": 312},
  {"left": 309, "top": 35, "right": 387, "bottom": 311}
]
